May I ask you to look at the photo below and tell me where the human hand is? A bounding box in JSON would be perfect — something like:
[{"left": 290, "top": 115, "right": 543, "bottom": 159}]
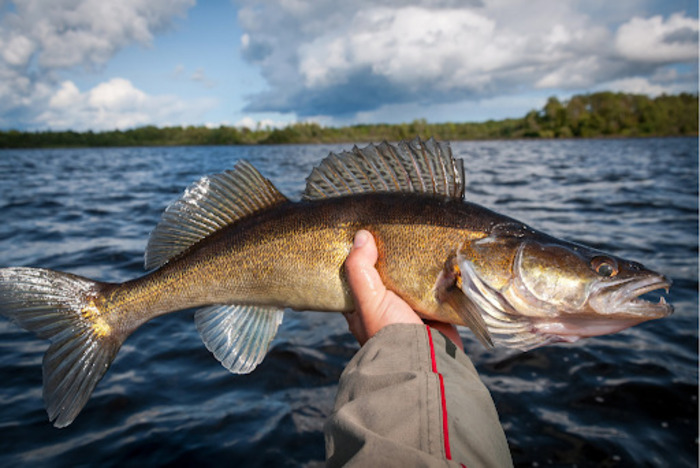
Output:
[{"left": 343, "top": 230, "right": 464, "bottom": 351}]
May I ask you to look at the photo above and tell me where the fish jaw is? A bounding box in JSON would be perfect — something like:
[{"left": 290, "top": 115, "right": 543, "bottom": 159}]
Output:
[
  {"left": 588, "top": 275, "right": 673, "bottom": 319},
  {"left": 529, "top": 278, "right": 672, "bottom": 342},
  {"left": 531, "top": 315, "right": 662, "bottom": 343}
]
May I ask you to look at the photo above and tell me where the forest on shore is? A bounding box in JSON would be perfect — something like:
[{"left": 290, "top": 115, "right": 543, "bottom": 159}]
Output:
[{"left": 0, "top": 91, "right": 696, "bottom": 148}]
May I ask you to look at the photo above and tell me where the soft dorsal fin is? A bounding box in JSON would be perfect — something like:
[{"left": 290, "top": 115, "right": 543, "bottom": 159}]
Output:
[
  {"left": 145, "top": 161, "right": 288, "bottom": 270},
  {"left": 303, "top": 137, "right": 464, "bottom": 200}
]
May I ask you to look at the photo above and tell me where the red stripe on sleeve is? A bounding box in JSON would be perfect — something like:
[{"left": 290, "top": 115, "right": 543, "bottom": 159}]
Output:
[
  {"left": 425, "top": 325, "right": 456, "bottom": 463},
  {"left": 427, "top": 324, "right": 438, "bottom": 373},
  {"left": 438, "top": 373, "right": 452, "bottom": 460}
]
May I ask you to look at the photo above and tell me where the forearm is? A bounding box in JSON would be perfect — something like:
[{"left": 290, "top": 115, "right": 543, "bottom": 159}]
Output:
[{"left": 325, "top": 324, "right": 512, "bottom": 467}]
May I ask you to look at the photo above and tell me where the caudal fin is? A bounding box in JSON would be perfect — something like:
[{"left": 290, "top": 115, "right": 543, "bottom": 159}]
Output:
[{"left": 0, "top": 267, "right": 123, "bottom": 428}]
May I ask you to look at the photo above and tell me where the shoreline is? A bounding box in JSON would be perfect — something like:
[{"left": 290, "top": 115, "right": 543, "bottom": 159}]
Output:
[{"left": 1, "top": 91, "right": 697, "bottom": 149}]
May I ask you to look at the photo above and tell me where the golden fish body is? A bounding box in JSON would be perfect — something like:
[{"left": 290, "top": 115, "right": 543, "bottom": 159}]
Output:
[
  {"left": 108, "top": 195, "right": 492, "bottom": 326},
  {"left": 0, "top": 138, "right": 672, "bottom": 428}
]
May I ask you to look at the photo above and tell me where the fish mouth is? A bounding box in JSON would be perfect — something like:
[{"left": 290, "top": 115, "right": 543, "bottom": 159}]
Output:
[
  {"left": 592, "top": 274, "right": 673, "bottom": 319},
  {"left": 533, "top": 275, "right": 674, "bottom": 342}
]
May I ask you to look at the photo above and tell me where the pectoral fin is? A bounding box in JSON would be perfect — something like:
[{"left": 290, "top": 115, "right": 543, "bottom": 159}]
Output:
[
  {"left": 436, "top": 256, "right": 493, "bottom": 348},
  {"left": 442, "top": 287, "right": 494, "bottom": 348},
  {"left": 195, "top": 304, "right": 284, "bottom": 374}
]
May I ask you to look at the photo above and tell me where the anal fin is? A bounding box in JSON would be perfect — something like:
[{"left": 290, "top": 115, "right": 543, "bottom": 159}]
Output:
[{"left": 194, "top": 304, "right": 284, "bottom": 374}]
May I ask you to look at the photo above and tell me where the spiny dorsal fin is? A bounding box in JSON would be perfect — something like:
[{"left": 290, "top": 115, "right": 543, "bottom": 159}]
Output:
[
  {"left": 303, "top": 137, "right": 464, "bottom": 200},
  {"left": 145, "top": 161, "right": 288, "bottom": 270}
]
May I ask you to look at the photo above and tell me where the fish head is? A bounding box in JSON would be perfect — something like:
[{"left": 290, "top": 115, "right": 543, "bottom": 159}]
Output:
[{"left": 457, "top": 223, "right": 673, "bottom": 349}]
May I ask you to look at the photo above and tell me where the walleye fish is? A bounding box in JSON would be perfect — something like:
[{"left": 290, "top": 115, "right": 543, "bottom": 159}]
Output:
[{"left": 0, "top": 138, "right": 671, "bottom": 427}]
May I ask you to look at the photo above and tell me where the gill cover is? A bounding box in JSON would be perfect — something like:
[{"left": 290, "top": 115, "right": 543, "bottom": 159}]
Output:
[
  {"left": 513, "top": 240, "right": 596, "bottom": 314},
  {"left": 456, "top": 236, "right": 560, "bottom": 350}
]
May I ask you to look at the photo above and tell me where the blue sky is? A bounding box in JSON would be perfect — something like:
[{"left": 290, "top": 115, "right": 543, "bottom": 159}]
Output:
[{"left": 0, "top": 0, "right": 697, "bottom": 131}]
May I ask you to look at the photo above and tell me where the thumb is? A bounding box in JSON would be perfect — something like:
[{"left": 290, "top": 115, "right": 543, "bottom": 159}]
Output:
[{"left": 344, "top": 230, "right": 386, "bottom": 313}]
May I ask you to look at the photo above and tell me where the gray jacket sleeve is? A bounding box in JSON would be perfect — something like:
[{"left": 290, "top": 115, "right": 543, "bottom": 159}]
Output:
[{"left": 324, "top": 324, "right": 513, "bottom": 468}]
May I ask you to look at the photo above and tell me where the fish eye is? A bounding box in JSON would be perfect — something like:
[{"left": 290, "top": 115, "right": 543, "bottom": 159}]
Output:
[{"left": 591, "top": 257, "right": 618, "bottom": 277}]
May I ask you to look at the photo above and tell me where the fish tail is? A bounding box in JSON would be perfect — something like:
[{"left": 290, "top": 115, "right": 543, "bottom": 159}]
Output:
[{"left": 0, "top": 267, "right": 123, "bottom": 428}]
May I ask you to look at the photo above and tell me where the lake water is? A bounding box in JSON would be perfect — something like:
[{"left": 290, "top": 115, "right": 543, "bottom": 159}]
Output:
[{"left": 0, "top": 138, "right": 697, "bottom": 467}]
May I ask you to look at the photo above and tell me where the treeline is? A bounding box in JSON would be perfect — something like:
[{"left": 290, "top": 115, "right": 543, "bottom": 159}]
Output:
[{"left": 0, "top": 92, "right": 696, "bottom": 148}]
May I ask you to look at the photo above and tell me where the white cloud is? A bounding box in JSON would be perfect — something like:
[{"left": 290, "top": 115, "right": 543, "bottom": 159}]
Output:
[
  {"left": 171, "top": 64, "right": 217, "bottom": 88},
  {"left": 2, "top": 0, "right": 195, "bottom": 69},
  {"left": 36, "top": 78, "right": 216, "bottom": 131},
  {"left": 235, "top": 116, "right": 259, "bottom": 129},
  {"left": 88, "top": 78, "right": 148, "bottom": 111},
  {"left": 595, "top": 77, "right": 678, "bottom": 97},
  {"left": 204, "top": 121, "right": 231, "bottom": 129},
  {"left": 298, "top": 7, "right": 513, "bottom": 91},
  {"left": 535, "top": 56, "right": 603, "bottom": 89},
  {"left": 3, "top": 34, "right": 34, "bottom": 66},
  {"left": 615, "top": 13, "right": 698, "bottom": 63},
  {"left": 235, "top": 116, "right": 292, "bottom": 130},
  {"left": 48, "top": 80, "right": 81, "bottom": 109},
  {"left": 237, "top": 0, "right": 698, "bottom": 120},
  {"left": 0, "top": 0, "right": 196, "bottom": 129}
]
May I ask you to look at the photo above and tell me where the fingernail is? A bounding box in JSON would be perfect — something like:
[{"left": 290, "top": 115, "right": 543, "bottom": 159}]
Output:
[{"left": 353, "top": 230, "right": 369, "bottom": 248}]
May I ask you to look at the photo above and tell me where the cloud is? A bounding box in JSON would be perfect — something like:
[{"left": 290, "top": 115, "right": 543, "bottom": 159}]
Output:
[
  {"left": 1, "top": 0, "right": 195, "bottom": 70},
  {"left": 235, "top": 116, "right": 291, "bottom": 130},
  {"left": 172, "top": 63, "right": 186, "bottom": 78},
  {"left": 35, "top": 78, "right": 216, "bottom": 131},
  {"left": 237, "top": 0, "right": 698, "bottom": 120},
  {"left": 0, "top": 0, "right": 196, "bottom": 129},
  {"left": 594, "top": 77, "right": 672, "bottom": 96},
  {"left": 190, "top": 67, "right": 217, "bottom": 89},
  {"left": 615, "top": 13, "right": 699, "bottom": 63},
  {"left": 171, "top": 64, "right": 217, "bottom": 88}
]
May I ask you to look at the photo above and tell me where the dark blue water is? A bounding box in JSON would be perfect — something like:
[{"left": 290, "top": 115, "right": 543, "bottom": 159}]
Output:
[{"left": 0, "top": 139, "right": 697, "bottom": 467}]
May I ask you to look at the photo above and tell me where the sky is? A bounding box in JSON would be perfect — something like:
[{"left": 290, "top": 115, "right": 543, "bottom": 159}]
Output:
[{"left": 0, "top": 0, "right": 697, "bottom": 131}]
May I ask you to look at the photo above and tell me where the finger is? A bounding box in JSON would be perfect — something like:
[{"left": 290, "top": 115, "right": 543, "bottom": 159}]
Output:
[
  {"left": 344, "top": 230, "right": 386, "bottom": 314},
  {"left": 344, "top": 230, "right": 422, "bottom": 346}
]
